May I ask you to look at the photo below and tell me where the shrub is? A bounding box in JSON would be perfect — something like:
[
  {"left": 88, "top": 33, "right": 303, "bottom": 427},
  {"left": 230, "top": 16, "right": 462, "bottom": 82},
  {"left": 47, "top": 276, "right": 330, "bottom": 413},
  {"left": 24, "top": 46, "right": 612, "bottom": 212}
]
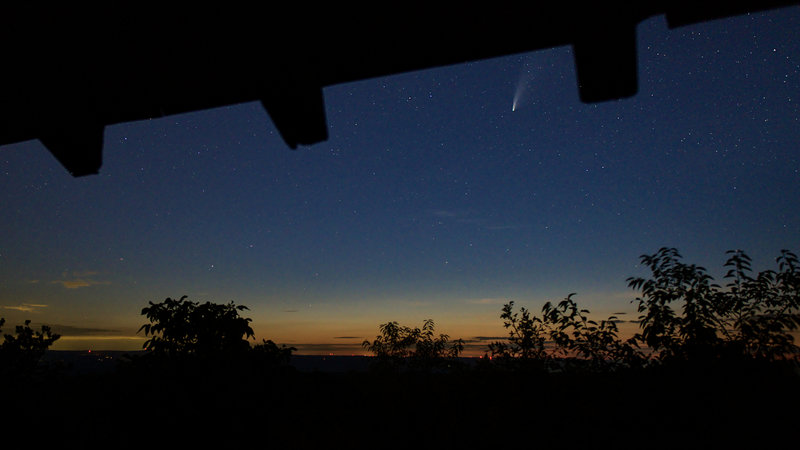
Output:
[
  {"left": 628, "top": 248, "right": 800, "bottom": 364},
  {"left": 542, "top": 294, "right": 643, "bottom": 371},
  {"left": 719, "top": 249, "right": 800, "bottom": 361},
  {"left": 138, "top": 296, "right": 254, "bottom": 357},
  {"left": 251, "top": 339, "right": 296, "bottom": 367},
  {"left": 362, "top": 319, "right": 464, "bottom": 371},
  {"left": 0, "top": 318, "right": 61, "bottom": 379},
  {"left": 627, "top": 248, "right": 725, "bottom": 361},
  {"left": 486, "top": 297, "right": 643, "bottom": 372},
  {"left": 485, "top": 301, "right": 548, "bottom": 370}
]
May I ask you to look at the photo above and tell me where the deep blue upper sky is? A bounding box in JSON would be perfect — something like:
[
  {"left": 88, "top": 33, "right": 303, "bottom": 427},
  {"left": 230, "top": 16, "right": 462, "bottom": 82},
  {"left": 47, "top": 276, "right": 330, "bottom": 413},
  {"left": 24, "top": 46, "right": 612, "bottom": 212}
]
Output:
[{"left": 1, "top": 8, "right": 799, "bottom": 352}]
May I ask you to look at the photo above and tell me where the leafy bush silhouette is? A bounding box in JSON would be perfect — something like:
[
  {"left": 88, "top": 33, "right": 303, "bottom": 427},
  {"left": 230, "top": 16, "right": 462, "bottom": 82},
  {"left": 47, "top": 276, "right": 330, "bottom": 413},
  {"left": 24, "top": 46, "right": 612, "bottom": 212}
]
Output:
[
  {"left": 627, "top": 247, "right": 725, "bottom": 362},
  {"left": 362, "top": 319, "right": 464, "bottom": 371},
  {"left": 719, "top": 249, "right": 800, "bottom": 361},
  {"left": 484, "top": 247, "right": 800, "bottom": 372},
  {"left": 251, "top": 338, "right": 296, "bottom": 367},
  {"left": 486, "top": 297, "right": 642, "bottom": 372},
  {"left": 484, "top": 301, "right": 549, "bottom": 371},
  {"left": 134, "top": 296, "right": 295, "bottom": 375},
  {"left": 0, "top": 318, "right": 61, "bottom": 379},
  {"left": 628, "top": 247, "right": 800, "bottom": 364},
  {"left": 542, "top": 294, "right": 643, "bottom": 371},
  {"left": 139, "top": 295, "right": 255, "bottom": 357},
  {"left": 488, "top": 301, "right": 547, "bottom": 359}
]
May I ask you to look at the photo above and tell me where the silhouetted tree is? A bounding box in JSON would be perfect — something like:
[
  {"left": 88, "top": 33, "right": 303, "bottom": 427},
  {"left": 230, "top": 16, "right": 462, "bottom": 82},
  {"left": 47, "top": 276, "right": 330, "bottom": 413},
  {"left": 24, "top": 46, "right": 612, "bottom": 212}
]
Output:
[
  {"left": 362, "top": 319, "right": 464, "bottom": 371},
  {"left": 628, "top": 248, "right": 800, "bottom": 364},
  {"left": 486, "top": 298, "right": 642, "bottom": 372},
  {"left": 542, "top": 294, "right": 643, "bottom": 371},
  {"left": 133, "top": 296, "right": 296, "bottom": 377},
  {"left": 138, "top": 296, "right": 254, "bottom": 357},
  {"left": 412, "top": 319, "right": 465, "bottom": 370},
  {"left": 719, "top": 249, "right": 800, "bottom": 361},
  {"left": 0, "top": 318, "right": 60, "bottom": 379},
  {"left": 486, "top": 301, "right": 548, "bottom": 370},
  {"left": 251, "top": 339, "right": 296, "bottom": 367},
  {"left": 627, "top": 248, "right": 727, "bottom": 362}
]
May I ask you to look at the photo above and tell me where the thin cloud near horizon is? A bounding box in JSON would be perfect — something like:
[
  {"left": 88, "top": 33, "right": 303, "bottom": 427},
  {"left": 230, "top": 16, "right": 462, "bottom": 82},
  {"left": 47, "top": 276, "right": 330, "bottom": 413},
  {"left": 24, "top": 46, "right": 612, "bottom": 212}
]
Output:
[
  {"left": 465, "top": 298, "right": 509, "bottom": 305},
  {"left": 45, "top": 269, "right": 110, "bottom": 289},
  {"left": 2, "top": 303, "right": 48, "bottom": 312},
  {"left": 48, "top": 324, "right": 123, "bottom": 336}
]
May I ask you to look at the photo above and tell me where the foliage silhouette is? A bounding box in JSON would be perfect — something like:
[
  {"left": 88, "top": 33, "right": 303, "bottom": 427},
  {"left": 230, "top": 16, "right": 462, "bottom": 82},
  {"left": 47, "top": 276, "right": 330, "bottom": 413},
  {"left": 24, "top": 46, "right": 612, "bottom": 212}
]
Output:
[
  {"left": 542, "top": 294, "right": 643, "bottom": 371},
  {"left": 484, "top": 301, "right": 549, "bottom": 371},
  {"left": 138, "top": 295, "right": 255, "bottom": 357},
  {"left": 486, "top": 297, "right": 642, "bottom": 372},
  {"left": 251, "top": 338, "right": 296, "bottom": 367},
  {"left": 0, "top": 318, "right": 61, "bottom": 379},
  {"left": 362, "top": 319, "right": 464, "bottom": 371},
  {"left": 7, "top": 251, "right": 800, "bottom": 447},
  {"left": 628, "top": 247, "right": 800, "bottom": 364},
  {"left": 489, "top": 301, "right": 547, "bottom": 359},
  {"left": 132, "top": 296, "right": 295, "bottom": 377},
  {"left": 627, "top": 247, "right": 725, "bottom": 362},
  {"left": 719, "top": 249, "right": 800, "bottom": 361},
  {"left": 484, "top": 248, "right": 799, "bottom": 372}
]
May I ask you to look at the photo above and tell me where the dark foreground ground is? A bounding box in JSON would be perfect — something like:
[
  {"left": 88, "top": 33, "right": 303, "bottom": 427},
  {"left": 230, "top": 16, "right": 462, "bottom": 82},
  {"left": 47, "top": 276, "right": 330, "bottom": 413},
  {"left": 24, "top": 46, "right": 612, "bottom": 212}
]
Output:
[
  {"left": 40, "top": 350, "right": 380, "bottom": 375},
  {"left": 7, "top": 351, "right": 799, "bottom": 448}
]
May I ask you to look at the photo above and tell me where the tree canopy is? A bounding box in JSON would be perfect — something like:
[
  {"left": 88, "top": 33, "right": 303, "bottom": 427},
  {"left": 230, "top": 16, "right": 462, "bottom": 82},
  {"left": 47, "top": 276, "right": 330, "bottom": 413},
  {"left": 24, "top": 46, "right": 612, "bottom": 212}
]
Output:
[
  {"left": 484, "top": 248, "right": 799, "bottom": 372},
  {"left": 0, "top": 318, "right": 60, "bottom": 379},
  {"left": 134, "top": 296, "right": 295, "bottom": 373},
  {"left": 138, "top": 296, "right": 255, "bottom": 356},
  {"left": 362, "top": 319, "right": 464, "bottom": 371}
]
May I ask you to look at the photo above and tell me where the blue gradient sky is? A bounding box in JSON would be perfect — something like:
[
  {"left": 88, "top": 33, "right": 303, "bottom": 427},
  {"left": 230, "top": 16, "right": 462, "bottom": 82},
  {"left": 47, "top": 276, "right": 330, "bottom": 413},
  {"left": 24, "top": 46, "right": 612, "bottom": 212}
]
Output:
[{"left": 2, "top": 9, "right": 799, "bottom": 355}]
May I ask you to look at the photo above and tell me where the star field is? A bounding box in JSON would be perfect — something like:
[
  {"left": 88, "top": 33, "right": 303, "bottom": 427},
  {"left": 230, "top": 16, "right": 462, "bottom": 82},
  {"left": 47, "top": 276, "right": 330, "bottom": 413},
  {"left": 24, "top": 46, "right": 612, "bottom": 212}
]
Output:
[{"left": 1, "top": 9, "right": 799, "bottom": 354}]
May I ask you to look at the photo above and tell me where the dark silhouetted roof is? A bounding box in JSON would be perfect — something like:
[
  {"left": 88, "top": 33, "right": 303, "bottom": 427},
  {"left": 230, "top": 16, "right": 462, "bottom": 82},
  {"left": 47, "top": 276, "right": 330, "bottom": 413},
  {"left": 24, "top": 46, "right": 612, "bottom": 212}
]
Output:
[{"left": 1, "top": 2, "right": 796, "bottom": 176}]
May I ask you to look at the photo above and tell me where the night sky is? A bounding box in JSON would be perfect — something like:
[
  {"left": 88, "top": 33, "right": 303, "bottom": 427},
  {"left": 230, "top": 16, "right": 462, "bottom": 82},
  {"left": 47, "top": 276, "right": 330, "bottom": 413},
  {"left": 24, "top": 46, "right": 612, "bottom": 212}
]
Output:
[{"left": 2, "top": 8, "right": 799, "bottom": 355}]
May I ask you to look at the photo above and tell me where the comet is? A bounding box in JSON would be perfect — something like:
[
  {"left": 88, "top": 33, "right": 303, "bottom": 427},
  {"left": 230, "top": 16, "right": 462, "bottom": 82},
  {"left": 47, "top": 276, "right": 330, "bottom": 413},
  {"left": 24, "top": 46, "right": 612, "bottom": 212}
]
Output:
[
  {"left": 512, "top": 76, "right": 525, "bottom": 112},
  {"left": 511, "top": 61, "right": 533, "bottom": 112}
]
